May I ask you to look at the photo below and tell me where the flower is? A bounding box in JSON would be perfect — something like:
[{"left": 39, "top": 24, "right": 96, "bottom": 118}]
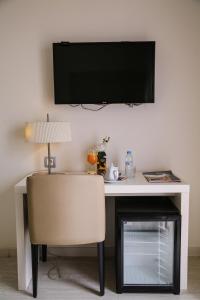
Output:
[{"left": 102, "top": 136, "right": 110, "bottom": 144}]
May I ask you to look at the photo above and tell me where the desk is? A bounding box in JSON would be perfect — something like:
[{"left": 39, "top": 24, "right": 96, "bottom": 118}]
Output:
[{"left": 14, "top": 172, "right": 190, "bottom": 291}]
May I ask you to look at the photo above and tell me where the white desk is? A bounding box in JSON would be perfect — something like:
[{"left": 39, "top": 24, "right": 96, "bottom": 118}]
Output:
[{"left": 14, "top": 172, "right": 190, "bottom": 291}]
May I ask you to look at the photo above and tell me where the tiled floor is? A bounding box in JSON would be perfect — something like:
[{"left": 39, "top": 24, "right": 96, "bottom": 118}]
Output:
[{"left": 0, "top": 256, "right": 200, "bottom": 299}]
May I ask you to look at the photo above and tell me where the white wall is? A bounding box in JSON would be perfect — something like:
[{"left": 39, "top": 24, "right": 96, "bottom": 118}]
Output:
[{"left": 0, "top": 0, "right": 200, "bottom": 250}]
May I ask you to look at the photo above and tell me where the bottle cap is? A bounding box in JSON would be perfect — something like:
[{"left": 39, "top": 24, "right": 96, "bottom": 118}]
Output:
[{"left": 127, "top": 150, "right": 132, "bottom": 154}]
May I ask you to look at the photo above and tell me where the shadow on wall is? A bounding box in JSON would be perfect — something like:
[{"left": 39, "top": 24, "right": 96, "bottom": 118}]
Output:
[
  {"left": 41, "top": 44, "right": 54, "bottom": 105},
  {"left": 0, "top": 186, "right": 17, "bottom": 248},
  {"left": 0, "top": 1, "right": 9, "bottom": 8}
]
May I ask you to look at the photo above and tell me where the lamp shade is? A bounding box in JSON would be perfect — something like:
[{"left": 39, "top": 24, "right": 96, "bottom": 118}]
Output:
[{"left": 25, "top": 122, "right": 71, "bottom": 144}]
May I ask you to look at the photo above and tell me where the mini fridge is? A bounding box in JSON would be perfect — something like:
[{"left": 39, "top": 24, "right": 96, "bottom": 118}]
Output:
[{"left": 115, "top": 197, "right": 181, "bottom": 294}]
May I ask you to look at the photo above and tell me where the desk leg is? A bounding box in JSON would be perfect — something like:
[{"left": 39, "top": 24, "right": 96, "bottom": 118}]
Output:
[
  {"left": 174, "top": 192, "right": 189, "bottom": 290},
  {"left": 15, "top": 192, "right": 32, "bottom": 291},
  {"left": 180, "top": 192, "right": 190, "bottom": 290}
]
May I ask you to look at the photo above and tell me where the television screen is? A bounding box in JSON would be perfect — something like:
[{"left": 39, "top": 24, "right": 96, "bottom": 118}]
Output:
[{"left": 53, "top": 41, "right": 155, "bottom": 104}]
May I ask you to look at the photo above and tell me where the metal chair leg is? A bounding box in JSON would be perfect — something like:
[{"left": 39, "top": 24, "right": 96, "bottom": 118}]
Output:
[
  {"left": 41, "top": 245, "right": 47, "bottom": 262},
  {"left": 31, "top": 244, "right": 38, "bottom": 298},
  {"left": 97, "top": 241, "right": 105, "bottom": 296}
]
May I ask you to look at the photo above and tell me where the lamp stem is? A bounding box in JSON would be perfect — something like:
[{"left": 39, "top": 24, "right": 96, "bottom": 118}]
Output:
[{"left": 47, "top": 113, "right": 51, "bottom": 174}]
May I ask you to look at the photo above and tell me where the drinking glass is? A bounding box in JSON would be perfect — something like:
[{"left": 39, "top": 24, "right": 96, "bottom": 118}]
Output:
[{"left": 87, "top": 150, "right": 97, "bottom": 174}]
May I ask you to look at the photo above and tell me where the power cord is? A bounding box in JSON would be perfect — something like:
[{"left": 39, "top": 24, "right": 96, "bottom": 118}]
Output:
[
  {"left": 69, "top": 104, "right": 80, "bottom": 107},
  {"left": 69, "top": 104, "right": 108, "bottom": 111},
  {"left": 47, "top": 250, "right": 62, "bottom": 280},
  {"left": 125, "top": 103, "right": 143, "bottom": 107},
  {"left": 68, "top": 103, "right": 142, "bottom": 110},
  {"left": 81, "top": 104, "right": 108, "bottom": 111}
]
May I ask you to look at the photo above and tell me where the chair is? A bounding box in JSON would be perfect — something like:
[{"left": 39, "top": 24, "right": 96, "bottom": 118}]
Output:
[{"left": 27, "top": 174, "right": 105, "bottom": 298}]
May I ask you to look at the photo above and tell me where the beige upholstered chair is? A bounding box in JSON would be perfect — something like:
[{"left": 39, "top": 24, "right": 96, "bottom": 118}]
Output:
[{"left": 27, "top": 174, "right": 105, "bottom": 298}]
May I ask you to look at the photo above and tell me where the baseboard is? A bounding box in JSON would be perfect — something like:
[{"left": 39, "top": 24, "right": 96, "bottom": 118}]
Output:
[
  {"left": 0, "top": 248, "right": 16, "bottom": 257},
  {"left": 47, "top": 246, "right": 200, "bottom": 257},
  {"left": 188, "top": 247, "right": 200, "bottom": 257},
  {"left": 0, "top": 246, "right": 114, "bottom": 258},
  {"left": 48, "top": 245, "right": 114, "bottom": 257},
  {"left": 0, "top": 246, "right": 199, "bottom": 258}
]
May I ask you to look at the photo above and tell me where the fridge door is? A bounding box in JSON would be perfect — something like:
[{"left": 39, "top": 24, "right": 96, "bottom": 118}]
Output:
[{"left": 123, "top": 221, "right": 174, "bottom": 285}]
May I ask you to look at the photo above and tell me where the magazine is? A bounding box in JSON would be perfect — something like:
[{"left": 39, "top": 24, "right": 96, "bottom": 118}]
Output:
[{"left": 143, "top": 170, "right": 181, "bottom": 183}]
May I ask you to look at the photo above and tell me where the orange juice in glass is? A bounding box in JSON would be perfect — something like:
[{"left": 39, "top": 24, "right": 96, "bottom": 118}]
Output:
[{"left": 87, "top": 150, "right": 97, "bottom": 174}]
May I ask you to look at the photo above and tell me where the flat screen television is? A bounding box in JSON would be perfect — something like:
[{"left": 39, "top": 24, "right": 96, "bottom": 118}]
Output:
[{"left": 53, "top": 41, "right": 155, "bottom": 105}]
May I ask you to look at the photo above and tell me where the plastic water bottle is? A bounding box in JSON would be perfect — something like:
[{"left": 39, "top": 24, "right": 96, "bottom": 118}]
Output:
[{"left": 125, "top": 150, "right": 135, "bottom": 178}]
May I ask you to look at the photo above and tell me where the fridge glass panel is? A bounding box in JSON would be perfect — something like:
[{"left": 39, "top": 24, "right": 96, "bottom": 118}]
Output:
[{"left": 123, "top": 221, "right": 174, "bottom": 285}]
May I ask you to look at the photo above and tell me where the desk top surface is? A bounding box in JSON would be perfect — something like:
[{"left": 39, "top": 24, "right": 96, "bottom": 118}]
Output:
[{"left": 15, "top": 172, "right": 190, "bottom": 195}]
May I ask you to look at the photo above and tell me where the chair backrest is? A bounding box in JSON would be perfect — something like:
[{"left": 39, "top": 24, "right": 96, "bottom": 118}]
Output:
[{"left": 27, "top": 174, "right": 105, "bottom": 245}]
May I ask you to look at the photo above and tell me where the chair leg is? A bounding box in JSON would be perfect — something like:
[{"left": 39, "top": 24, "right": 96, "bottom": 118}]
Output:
[
  {"left": 97, "top": 241, "right": 105, "bottom": 296},
  {"left": 31, "top": 244, "right": 38, "bottom": 298},
  {"left": 41, "top": 245, "right": 47, "bottom": 262}
]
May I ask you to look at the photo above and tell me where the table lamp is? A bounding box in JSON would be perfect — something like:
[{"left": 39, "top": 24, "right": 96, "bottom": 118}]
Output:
[{"left": 25, "top": 114, "right": 71, "bottom": 174}]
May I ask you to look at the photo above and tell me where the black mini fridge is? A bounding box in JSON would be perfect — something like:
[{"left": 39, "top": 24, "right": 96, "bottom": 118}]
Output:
[{"left": 115, "top": 197, "right": 181, "bottom": 294}]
